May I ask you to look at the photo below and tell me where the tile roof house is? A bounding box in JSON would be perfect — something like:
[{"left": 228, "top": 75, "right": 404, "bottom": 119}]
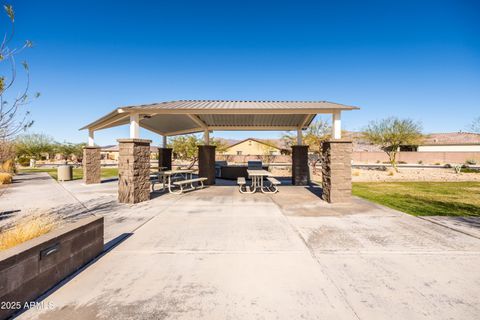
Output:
[
  {"left": 417, "top": 132, "right": 480, "bottom": 152},
  {"left": 345, "top": 131, "right": 480, "bottom": 152}
]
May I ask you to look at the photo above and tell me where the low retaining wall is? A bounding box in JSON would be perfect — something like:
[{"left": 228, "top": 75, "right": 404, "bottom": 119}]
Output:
[
  {"left": 352, "top": 151, "right": 480, "bottom": 164},
  {"left": 0, "top": 216, "right": 103, "bottom": 320}
]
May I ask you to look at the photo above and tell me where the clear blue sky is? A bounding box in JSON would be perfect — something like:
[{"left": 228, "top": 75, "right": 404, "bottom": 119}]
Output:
[{"left": 8, "top": 0, "right": 480, "bottom": 146}]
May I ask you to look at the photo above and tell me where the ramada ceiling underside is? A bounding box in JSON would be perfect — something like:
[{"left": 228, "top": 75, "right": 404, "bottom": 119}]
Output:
[{"left": 95, "top": 113, "right": 315, "bottom": 136}]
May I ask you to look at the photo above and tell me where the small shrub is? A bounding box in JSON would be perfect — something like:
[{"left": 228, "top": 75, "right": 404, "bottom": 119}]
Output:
[
  {"left": 17, "top": 157, "right": 31, "bottom": 167},
  {"left": 352, "top": 169, "right": 360, "bottom": 176},
  {"left": 0, "top": 172, "right": 12, "bottom": 185},
  {"left": 444, "top": 164, "right": 452, "bottom": 168},
  {"left": 453, "top": 164, "right": 462, "bottom": 174},
  {"left": 1, "top": 159, "right": 15, "bottom": 173},
  {"left": 387, "top": 170, "right": 395, "bottom": 176},
  {"left": 434, "top": 162, "right": 441, "bottom": 166},
  {"left": 417, "top": 160, "right": 423, "bottom": 165},
  {"left": 376, "top": 160, "right": 381, "bottom": 164},
  {"left": 465, "top": 159, "right": 477, "bottom": 165},
  {"left": 398, "top": 161, "right": 407, "bottom": 164},
  {"left": 0, "top": 214, "right": 60, "bottom": 251}
]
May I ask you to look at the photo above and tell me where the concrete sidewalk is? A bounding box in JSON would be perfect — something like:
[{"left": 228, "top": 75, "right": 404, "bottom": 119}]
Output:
[
  {"left": 0, "top": 173, "right": 161, "bottom": 243},
  {"left": 2, "top": 175, "right": 480, "bottom": 319},
  {"left": 12, "top": 181, "right": 480, "bottom": 320}
]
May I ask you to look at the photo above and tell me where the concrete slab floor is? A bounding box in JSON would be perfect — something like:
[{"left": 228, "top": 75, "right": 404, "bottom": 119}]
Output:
[{"left": 2, "top": 174, "right": 480, "bottom": 319}]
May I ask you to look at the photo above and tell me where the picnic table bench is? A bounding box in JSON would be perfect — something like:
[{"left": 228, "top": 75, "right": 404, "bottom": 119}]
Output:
[
  {"left": 237, "top": 169, "right": 280, "bottom": 194},
  {"left": 151, "top": 169, "right": 207, "bottom": 194}
]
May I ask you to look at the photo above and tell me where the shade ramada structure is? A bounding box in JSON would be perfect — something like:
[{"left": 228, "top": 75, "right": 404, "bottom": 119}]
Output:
[
  {"left": 80, "top": 100, "right": 360, "bottom": 204},
  {"left": 80, "top": 100, "right": 359, "bottom": 146}
]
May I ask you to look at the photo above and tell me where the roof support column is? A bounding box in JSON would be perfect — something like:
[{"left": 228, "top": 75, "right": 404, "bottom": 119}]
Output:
[
  {"left": 198, "top": 145, "right": 216, "bottom": 185},
  {"left": 130, "top": 113, "right": 140, "bottom": 139},
  {"left": 204, "top": 129, "right": 210, "bottom": 145},
  {"left": 321, "top": 140, "right": 352, "bottom": 203},
  {"left": 297, "top": 128, "right": 303, "bottom": 145},
  {"left": 332, "top": 111, "right": 341, "bottom": 139},
  {"left": 162, "top": 135, "right": 167, "bottom": 148},
  {"left": 88, "top": 129, "right": 95, "bottom": 147}
]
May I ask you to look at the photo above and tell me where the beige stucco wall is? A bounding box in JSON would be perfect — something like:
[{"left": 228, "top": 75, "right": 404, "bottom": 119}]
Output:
[
  {"left": 222, "top": 139, "right": 281, "bottom": 156},
  {"left": 417, "top": 145, "right": 480, "bottom": 152}
]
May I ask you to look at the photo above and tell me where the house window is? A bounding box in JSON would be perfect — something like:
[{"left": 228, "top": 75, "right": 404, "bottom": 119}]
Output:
[
  {"left": 237, "top": 151, "right": 243, "bottom": 155},
  {"left": 400, "top": 145, "right": 418, "bottom": 152}
]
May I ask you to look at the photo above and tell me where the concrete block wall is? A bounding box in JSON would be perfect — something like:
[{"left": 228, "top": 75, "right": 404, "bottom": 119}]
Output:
[
  {"left": 0, "top": 216, "right": 104, "bottom": 320},
  {"left": 321, "top": 140, "right": 352, "bottom": 203},
  {"left": 117, "top": 139, "right": 152, "bottom": 204}
]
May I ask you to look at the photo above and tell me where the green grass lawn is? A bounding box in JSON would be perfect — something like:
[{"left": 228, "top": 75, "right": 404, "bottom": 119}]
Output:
[
  {"left": 353, "top": 181, "right": 480, "bottom": 217},
  {"left": 19, "top": 167, "right": 119, "bottom": 180}
]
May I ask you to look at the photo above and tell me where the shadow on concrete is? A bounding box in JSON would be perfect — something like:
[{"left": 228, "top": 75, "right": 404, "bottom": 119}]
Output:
[
  {"left": 104, "top": 232, "right": 133, "bottom": 251},
  {"left": 0, "top": 209, "right": 21, "bottom": 221},
  {"left": 150, "top": 189, "right": 174, "bottom": 199},
  {"left": 305, "top": 183, "right": 323, "bottom": 199},
  {"left": 102, "top": 177, "right": 118, "bottom": 183},
  {"left": 12, "top": 173, "right": 52, "bottom": 183}
]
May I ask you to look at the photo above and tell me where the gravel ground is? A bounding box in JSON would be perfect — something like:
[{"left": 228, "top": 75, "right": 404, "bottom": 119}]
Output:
[
  {"left": 268, "top": 166, "right": 480, "bottom": 182},
  {"left": 351, "top": 167, "right": 480, "bottom": 182}
]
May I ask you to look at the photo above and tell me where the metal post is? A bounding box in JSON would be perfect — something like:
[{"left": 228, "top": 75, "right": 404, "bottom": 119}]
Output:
[
  {"left": 162, "top": 135, "right": 167, "bottom": 148},
  {"left": 332, "top": 111, "right": 342, "bottom": 139},
  {"left": 88, "top": 129, "right": 95, "bottom": 147},
  {"left": 297, "top": 128, "right": 303, "bottom": 145},
  {"left": 130, "top": 113, "right": 140, "bottom": 139},
  {"left": 204, "top": 130, "right": 210, "bottom": 145}
]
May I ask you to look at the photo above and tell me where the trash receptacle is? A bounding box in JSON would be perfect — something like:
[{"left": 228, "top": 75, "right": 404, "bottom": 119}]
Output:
[{"left": 57, "top": 165, "right": 73, "bottom": 181}]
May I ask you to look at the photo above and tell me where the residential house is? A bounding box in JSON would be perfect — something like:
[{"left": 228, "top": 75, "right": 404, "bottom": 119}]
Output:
[
  {"left": 417, "top": 132, "right": 480, "bottom": 152},
  {"left": 220, "top": 138, "right": 289, "bottom": 156}
]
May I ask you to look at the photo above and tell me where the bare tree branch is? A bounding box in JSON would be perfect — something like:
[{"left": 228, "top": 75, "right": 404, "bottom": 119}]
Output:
[{"left": 0, "top": 4, "right": 38, "bottom": 142}]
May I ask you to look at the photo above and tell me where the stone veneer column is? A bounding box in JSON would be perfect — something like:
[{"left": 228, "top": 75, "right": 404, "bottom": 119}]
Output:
[
  {"left": 198, "top": 145, "right": 216, "bottom": 185},
  {"left": 117, "top": 139, "right": 152, "bottom": 204},
  {"left": 158, "top": 148, "right": 172, "bottom": 171},
  {"left": 321, "top": 140, "right": 352, "bottom": 203},
  {"left": 292, "top": 145, "right": 310, "bottom": 186},
  {"left": 83, "top": 146, "right": 101, "bottom": 184}
]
